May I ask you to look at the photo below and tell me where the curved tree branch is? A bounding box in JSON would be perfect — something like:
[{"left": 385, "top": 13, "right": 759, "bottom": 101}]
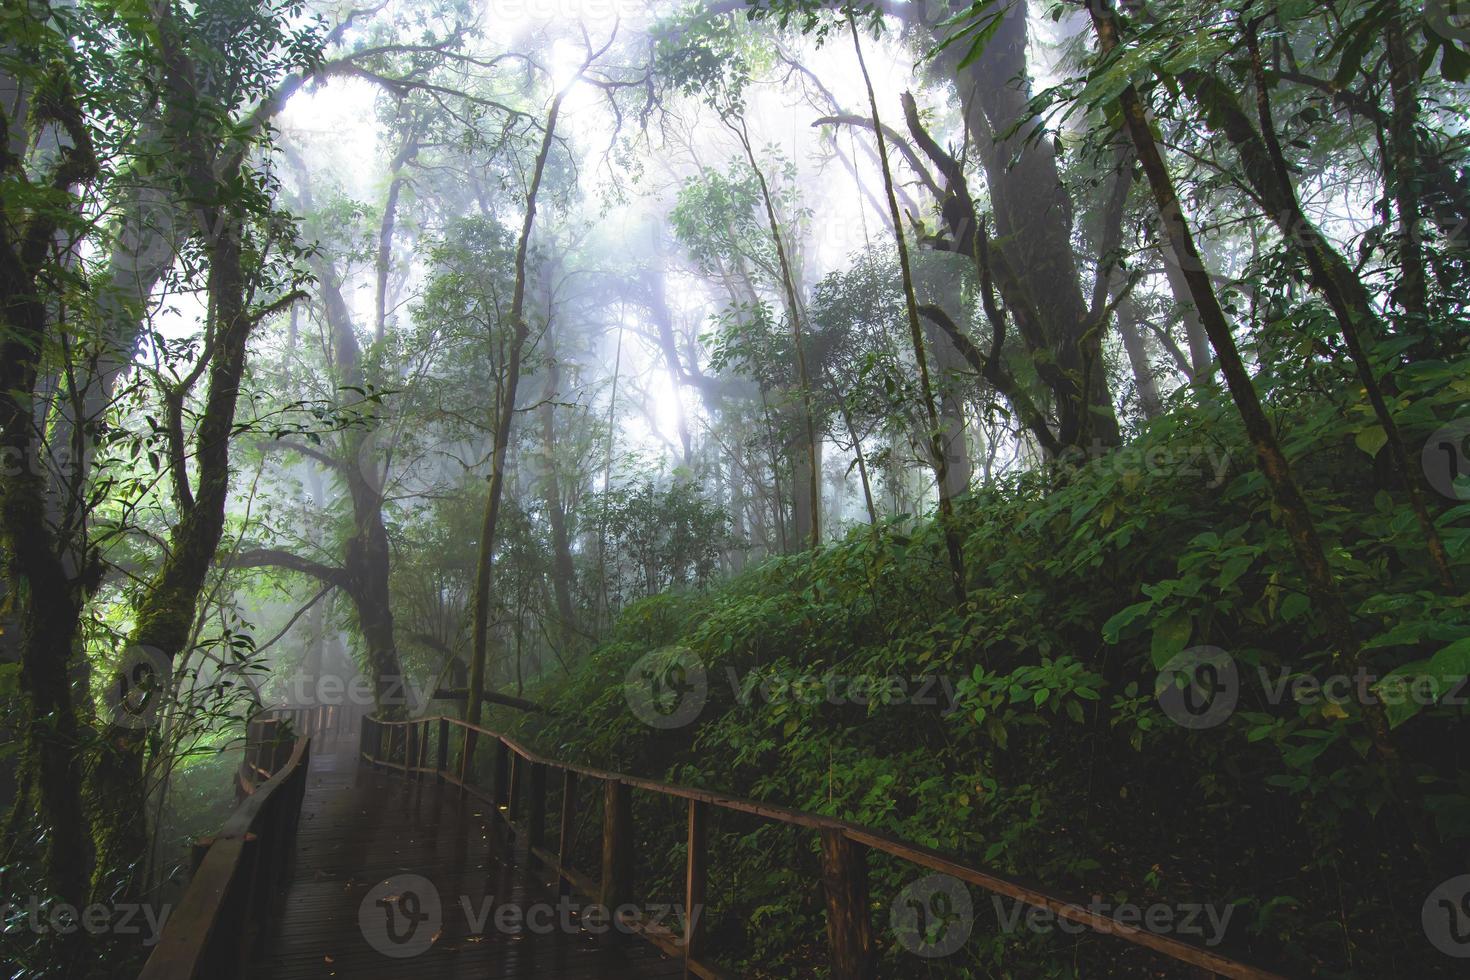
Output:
[{"left": 234, "top": 548, "right": 350, "bottom": 589}]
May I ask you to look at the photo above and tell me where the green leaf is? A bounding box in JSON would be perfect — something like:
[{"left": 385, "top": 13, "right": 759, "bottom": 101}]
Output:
[
  {"left": 1354, "top": 424, "right": 1388, "bottom": 457},
  {"left": 1102, "top": 600, "right": 1151, "bottom": 643},
  {"left": 1384, "top": 693, "right": 1425, "bottom": 729},
  {"left": 1428, "top": 637, "right": 1470, "bottom": 680},
  {"left": 1150, "top": 611, "right": 1192, "bottom": 668},
  {"left": 1158, "top": 32, "right": 1230, "bottom": 75},
  {"left": 1216, "top": 555, "right": 1252, "bottom": 590},
  {"left": 1280, "top": 593, "right": 1311, "bottom": 622}
]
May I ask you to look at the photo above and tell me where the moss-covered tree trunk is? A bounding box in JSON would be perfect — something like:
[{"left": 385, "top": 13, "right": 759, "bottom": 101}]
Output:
[
  {"left": 90, "top": 3, "right": 305, "bottom": 897},
  {"left": 0, "top": 51, "right": 100, "bottom": 912}
]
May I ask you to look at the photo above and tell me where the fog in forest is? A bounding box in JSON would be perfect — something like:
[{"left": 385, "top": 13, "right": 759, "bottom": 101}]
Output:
[{"left": 4, "top": 0, "right": 1469, "bottom": 976}]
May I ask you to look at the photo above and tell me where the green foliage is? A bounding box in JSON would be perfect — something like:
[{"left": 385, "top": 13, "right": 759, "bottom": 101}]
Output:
[
  {"left": 511, "top": 359, "right": 1470, "bottom": 977},
  {"left": 594, "top": 479, "right": 733, "bottom": 609}
]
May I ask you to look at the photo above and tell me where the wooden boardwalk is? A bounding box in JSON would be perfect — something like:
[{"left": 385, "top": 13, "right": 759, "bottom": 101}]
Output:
[
  {"left": 144, "top": 713, "right": 1290, "bottom": 980},
  {"left": 251, "top": 735, "right": 682, "bottom": 979}
]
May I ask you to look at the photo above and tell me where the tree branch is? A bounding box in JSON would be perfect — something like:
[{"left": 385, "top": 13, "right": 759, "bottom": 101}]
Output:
[
  {"left": 811, "top": 114, "right": 944, "bottom": 201},
  {"left": 234, "top": 548, "right": 349, "bottom": 588},
  {"left": 256, "top": 437, "right": 344, "bottom": 471},
  {"left": 917, "top": 303, "right": 1062, "bottom": 458}
]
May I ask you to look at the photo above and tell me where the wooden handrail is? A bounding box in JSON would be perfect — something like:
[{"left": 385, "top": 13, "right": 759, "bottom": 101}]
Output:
[
  {"left": 360, "top": 714, "right": 1292, "bottom": 980},
  {"left": 139, "top": 734, "right": 313, "bottom": 980}
]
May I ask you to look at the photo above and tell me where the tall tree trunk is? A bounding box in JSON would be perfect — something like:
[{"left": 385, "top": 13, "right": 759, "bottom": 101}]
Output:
[
  {"left": 936, "top": 0, "right": 1120, "bottom": 450},
  {"left": 0, "top": 59, "right": 96, "bottom": 911},
  {"left": 899, "top": 92, "right": 1065, "bottom": 460},
  {"left": 727, "top": 456, "right": 749, "bottom": 571},
  {"left": 1117, "top": 297, "right": 1164, "bottom": 419},
  {"left": 467, "top": 91, "right": 565, "bottom": 727},
  {"left": 789, "top": 431, "right": 820, "bottom": 550},
  {"left": 831, "top": 378, "right": 880, "bottom": 526},
  {"left": 1088, "top": 2, "right": 1438, "bottom": 869},
  {"left": 850, "top": 12, "right": 966, "bottom": 601},
  {"left": 315, "top": 261, "right": 411, "bottom": 712},
  {"left": 1181, "top": 28, "right": 1455, "bottom": 591},
  {"left": 728, "top": 116, "right": 821, "bottom": 549},
  {"left": 91, "top": 4, "right": 301, "bottom": 895},
  {"left": 1383, "top": 10, "right": 1426, "bottom": 333},
  {"left": 1092, "top": 142, "right": 1164, "bottom": 419},
  {"left": 93, "top": 205, "right": 270, "bottom": 899},
  {"left": 374, "top": 128, "right": 419, "bottom": 343},
  {"left": 916, "top": 256, "right": 974, "bottom": 497},
  {"left": 539, "top": 353, "right": 579, "bottom": 653},
  {"left": 1155, "top": 218, "right": 1213, "bottom": 379},
  {"left": 758, "top": 386, "right": 790, "bottom": 553}
]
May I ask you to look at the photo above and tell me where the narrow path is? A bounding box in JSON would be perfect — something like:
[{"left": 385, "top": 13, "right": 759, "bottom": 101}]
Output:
[{"left": 252, "top": 734, "right": 682, "bottom": 979}]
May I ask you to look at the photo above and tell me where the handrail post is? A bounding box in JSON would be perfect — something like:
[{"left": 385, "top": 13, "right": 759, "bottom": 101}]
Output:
[
  {"left": 820, "top": 829, "right": 875, "bottom": 980},
  {"left": 436, "top": 718, "right": 450, "bottom": 777},
  {"left": 459, "top": 725, "right": 475, "bottom": 793},
  {"left": 684, "top": 800, "right": 708, "bottom": 973},
  {"left": 600, "top": 779, "right": 633, "bottom": 941},
  {"left": 290, "top": 738, "right": 311, "bottom": 837},
  {"left": 558, "top": 769, "right": 577, "bottom": 897},
  {"left": 494, "top": 740, "right": 511, "bottom": 808},
  {"left": 506, "top": 751, "right": 521, "bottom": 821},
  {"left": 527, "top": 762, "right": 547, "bottom": 852},
  {"left": 265, "top": 720, "right": 288, "bottom": 773}
]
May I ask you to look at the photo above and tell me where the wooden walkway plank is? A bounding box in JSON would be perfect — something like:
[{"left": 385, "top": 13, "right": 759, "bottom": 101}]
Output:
[{"left": 251, "top": 736, "right": 683, "bottom": 980}]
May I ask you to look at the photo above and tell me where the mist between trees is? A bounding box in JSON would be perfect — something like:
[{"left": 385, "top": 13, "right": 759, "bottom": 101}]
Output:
[{"left": 2, "top": 0, "right": 1469, "bottom": 976}]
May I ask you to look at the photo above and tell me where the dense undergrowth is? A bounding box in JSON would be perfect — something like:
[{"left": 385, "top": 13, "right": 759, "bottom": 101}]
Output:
[{"left": 502, "top": 360, "right": 1470, "bottom": 978}]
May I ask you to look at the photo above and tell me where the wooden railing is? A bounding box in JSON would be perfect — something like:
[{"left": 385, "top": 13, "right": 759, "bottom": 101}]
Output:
[
  {"left": 139, "top": 731, "right": 312, "bottom": 980},
  {"left": 234, "top": 704, "right": 357, "bottom": 798},
  {"left": 360, "top": 714, "right": 1291, "bottom": 980},
  {"left": 263, "top": 701, "right": 361, "bottom": 741}
]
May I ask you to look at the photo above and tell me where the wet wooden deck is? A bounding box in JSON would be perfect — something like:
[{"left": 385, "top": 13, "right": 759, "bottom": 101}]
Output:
[{"left": 251, "top": 735, "right": 683, "bottom": 979}]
